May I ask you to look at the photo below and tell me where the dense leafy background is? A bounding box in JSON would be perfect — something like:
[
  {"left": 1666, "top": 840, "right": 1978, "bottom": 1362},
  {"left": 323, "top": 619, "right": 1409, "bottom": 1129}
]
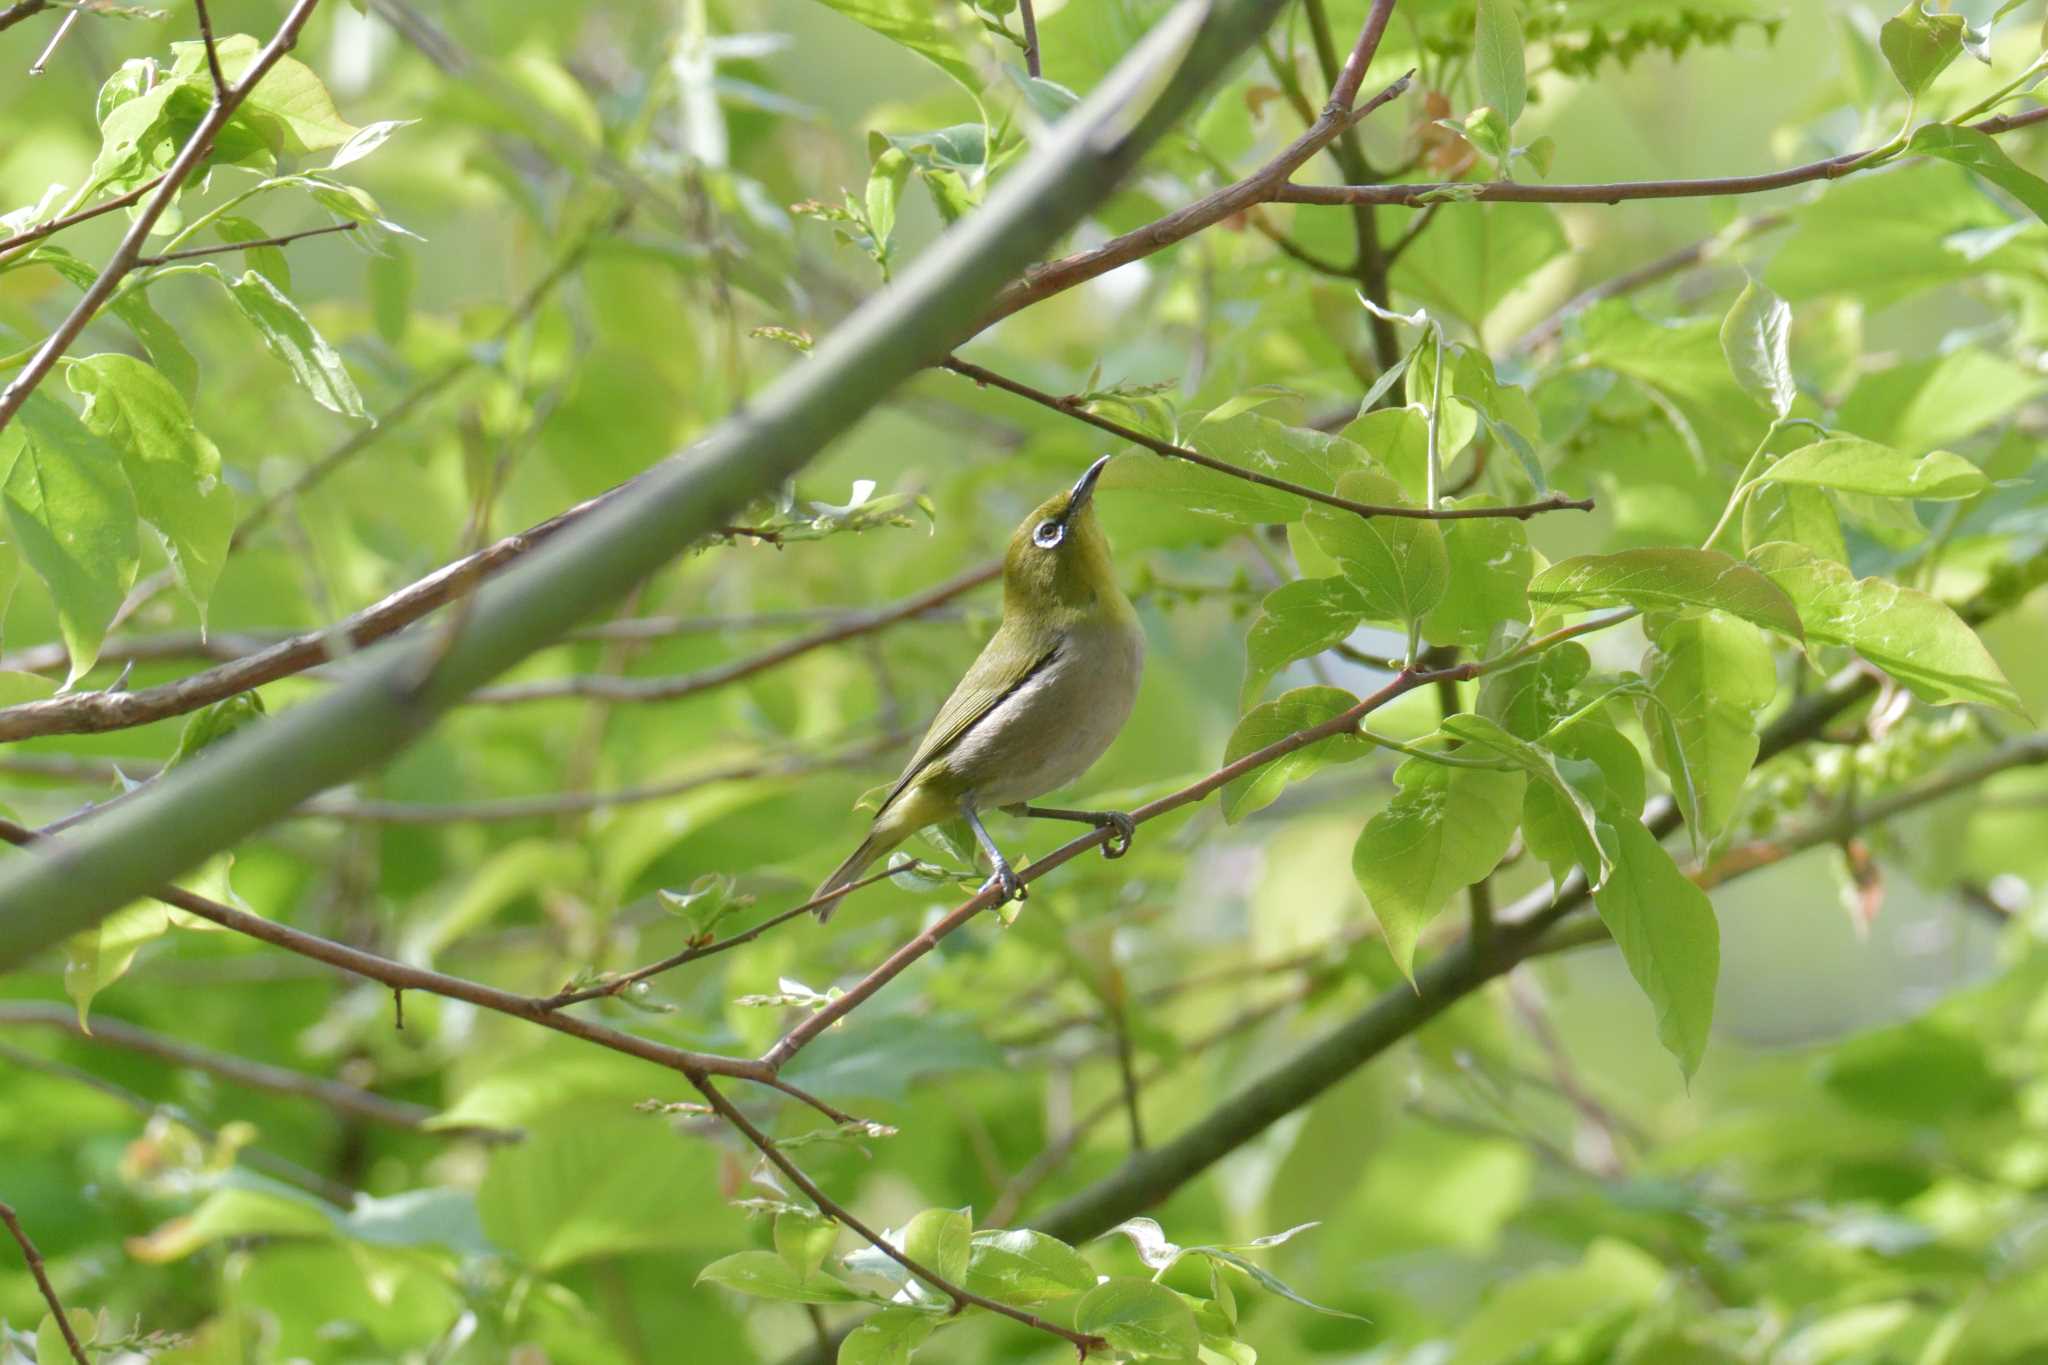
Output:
[{"left": 3, "top": 0, "right": 2048, "bottom": 1362}]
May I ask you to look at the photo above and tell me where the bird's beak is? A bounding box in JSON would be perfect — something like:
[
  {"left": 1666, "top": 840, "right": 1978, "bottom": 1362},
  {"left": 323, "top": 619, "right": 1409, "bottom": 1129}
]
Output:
[{"left": 1069, "top": 454, "right": 1112, "bottom": 511}]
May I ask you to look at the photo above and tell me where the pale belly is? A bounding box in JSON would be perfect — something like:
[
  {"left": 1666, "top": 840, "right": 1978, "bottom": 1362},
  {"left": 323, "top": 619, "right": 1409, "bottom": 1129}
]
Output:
[{"left": 934, "top": 620, "right": 1144, "bottom": 808}]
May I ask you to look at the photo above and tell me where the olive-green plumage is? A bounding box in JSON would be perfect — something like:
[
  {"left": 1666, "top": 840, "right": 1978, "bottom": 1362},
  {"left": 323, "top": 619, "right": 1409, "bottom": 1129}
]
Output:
[{"left": 813, "top": 456, "right": 1144, "bottom": 919}]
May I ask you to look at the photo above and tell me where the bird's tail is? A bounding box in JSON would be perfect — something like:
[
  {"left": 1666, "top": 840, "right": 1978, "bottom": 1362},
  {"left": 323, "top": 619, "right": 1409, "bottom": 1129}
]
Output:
[{"left": 812, "top": 827, "right": 905, "bottom": 922}]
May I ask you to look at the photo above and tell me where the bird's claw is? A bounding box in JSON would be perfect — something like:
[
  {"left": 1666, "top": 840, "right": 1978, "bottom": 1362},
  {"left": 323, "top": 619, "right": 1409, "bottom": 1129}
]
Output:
[
  {"left": 1097, "top": 811, "right": 1135, "bottom": 859},
  {"left": 984, "top": 860, "right": 1027, "bottom": 905}
]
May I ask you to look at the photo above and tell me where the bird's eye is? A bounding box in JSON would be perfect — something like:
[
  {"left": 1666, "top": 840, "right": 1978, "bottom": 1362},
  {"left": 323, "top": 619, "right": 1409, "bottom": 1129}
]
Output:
[{"left": 1032, "top": 519, "right": 1064, "bottom": 549}]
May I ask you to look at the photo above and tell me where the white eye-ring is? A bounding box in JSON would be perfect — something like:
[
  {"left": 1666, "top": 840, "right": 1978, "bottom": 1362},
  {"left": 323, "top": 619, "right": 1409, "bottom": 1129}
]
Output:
[{"left": 1032, "top": 519, "right": 1064, "bottom": 549}]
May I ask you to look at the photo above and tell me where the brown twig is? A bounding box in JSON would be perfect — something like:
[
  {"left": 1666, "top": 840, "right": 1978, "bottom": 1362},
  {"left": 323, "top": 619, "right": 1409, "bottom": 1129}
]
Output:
[
  {"left": 132, "top": 219, "right": 359, "bottom": 267},
  {"left": 25, "top": 3, "right": 75, "bottom": 73},
  {"left": 0, "top": 0, "right": 327, "bottom": 433},
  {"left": 1017, "top": 0, "right": 1040, "bottom": 78},
  {"left": 1275, "top": 106, "right": 2048, "bottom": 207},
  {"left": 536, "top": 859, "right": 936, "bottom": 1010},
  {"left": 940, "top": 356, "right": 1593, "bottom": 522},
  {"left": 0, "top": 175, "right": 169, "bottom": 259},
  {"left": 0, "top": 1199, "right": 88, "bottom": 1364},
  {"left": 191, "top": 0, "right": 228, "bottom": 95},
  {"left": 977, "top": 56, "right": 1413, "bottom": 329},
  {"left": 0, "top": 486, "right": 625, "bottom": 740},
  {"left": 0, "top": 0, "right": 52, "bottom": 35},
  {"left": 471, "top": 560, "right": 1001, "bottom": 704},
  {"left": 0, "top": 818, "right": 772, "bottom": 1086}
]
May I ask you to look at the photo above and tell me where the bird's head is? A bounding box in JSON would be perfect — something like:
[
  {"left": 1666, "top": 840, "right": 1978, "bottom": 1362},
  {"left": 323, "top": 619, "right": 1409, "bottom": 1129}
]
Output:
[{"left": 1002, "top": 455, "right": 1119, "bottom": 614}]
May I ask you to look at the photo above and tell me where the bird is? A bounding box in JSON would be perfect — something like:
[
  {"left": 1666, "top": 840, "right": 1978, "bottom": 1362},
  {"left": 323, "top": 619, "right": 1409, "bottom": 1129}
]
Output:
[{"left": 812, "top": 454, "right": 1145, "bottom": 920}]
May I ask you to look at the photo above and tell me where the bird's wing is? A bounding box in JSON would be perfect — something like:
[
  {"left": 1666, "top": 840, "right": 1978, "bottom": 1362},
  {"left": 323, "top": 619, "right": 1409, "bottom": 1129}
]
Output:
[{"left": 877, "top": 625, "right": 1063, "bottom": 815}]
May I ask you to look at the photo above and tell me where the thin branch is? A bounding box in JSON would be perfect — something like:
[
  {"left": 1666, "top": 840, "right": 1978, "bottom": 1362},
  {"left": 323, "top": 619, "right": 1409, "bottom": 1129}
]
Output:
[
  {"left": 1275, "top": 105, "right": 2048, "bottom": 207},
  {"left": 1017, "top": 0, "right": 1040, "bottom": 78},
  {"left": 977, "top": 57, "right": 1413, "bottom": 330},
  {"left": 940, "top": 356, "right": 1593, "bottom": 522},
  {"left": 0, "top": 1199, "right": 88, "bottom": 1364},
  {"left": 0, "top": 0, "right": 52, "bottom": 34},
  {"left": 0, "top": 818, "right": 774, "bottom": 1085},
  {"left": 1245, "top": 208, "right": 1354, "bottom": 276},
  {"left": 1382, "top": 200, "right": 1439, "bottom": 265},
  {"left": 191, "top": 0, "right": 228, "bottom": 96},
  {"left": 691, "top": 1077, "right": 1105, "bottom": 1355},
  {"left": 25, "top": 3, "right": 75, "bottom": 73},
  {"left": 0, "top": 0, "right": 327, "bottom": 434},
  {"left": 471, "top": 560, "right": 1000, "bottom": 704},
  {"left": 132, "top": 218, "right": 358, "bottom": 267},
  {"left": 0, "top": 485, "right": 623, "bottom": 741},
  {"left": 0, "top": 174, "right": 169, "bottom": 259},
  {"left": 1507, "top": 209, "right": 1790, "bottom": 354},
  {"left": 1302, "top": 0, "right": 1401, "bottom": 368},
  {"left": 0, "top": 1000, "right": 515, "bottom": 1139},
  {"left": 537, "top": 860, "right": 942, "bottom": 1010}
]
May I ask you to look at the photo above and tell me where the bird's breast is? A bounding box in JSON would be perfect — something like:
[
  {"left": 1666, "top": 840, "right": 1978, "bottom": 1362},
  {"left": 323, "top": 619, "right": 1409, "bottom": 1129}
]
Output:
[{"left": 939, "top": 617, "right": 1143, "bottom": 807}]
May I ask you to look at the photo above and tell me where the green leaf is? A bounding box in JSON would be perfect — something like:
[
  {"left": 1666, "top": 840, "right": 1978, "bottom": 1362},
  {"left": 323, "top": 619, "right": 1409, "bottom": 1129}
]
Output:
[
  {"left": 1303, "top": 470, "right": 1449, "bottom": 626},
  {"left": 480, "top": 1113, "right": 747, "bottom": 1269},
  {"left": 806, "top": 0, "right": 984, "bottom": 101},
  {"left": 214, "top": 215, "right": 292, "bottom": 294},
  {"left": 1220, "top": 686, "right": 1371, "bottom": 822},
  {"left": 1242, "top": 577, "right": 1369, "bottom": 709},
  {"left": 901, "top": 1207, "right": 971, "bottom": 1285},
  {"left": 3, "top": 392, "right": 141, "bottom": 685},
  {"left": 1719, "top": 279, "right": 1795, "bottom": 418},
  {"left": 167, "top": 693, "right": 268, "bottom": 770},
  {"left": 1440, "top": 713, "right": 1612, "bottom": 886},
  {"left": 1878, "top": 2, "right": 1965, "bottom": 97},
  {"left": 329, "top": 118, "right": 418, "bottom": 170},
  {"left": 1074, "top": 1278, "right": 1202, "bottom": 1362},
  {"left": 1479, "top": 639, "right": 1592, "bottom": 740},
  {"left": 1191, "top": 1247, "right": 1368, "bottom": 1321},
  {"left": 68, "top": 354, "right": 236, "bottom": 619},
  {"left": 1391, "top": 203, "right": 1566, "bottom": 333},
  {"left": 1905, "top": 123, "right": 2048, "bottom": 227},
  {"left": 37, "top": 1310, "right": 97, "bottom": 1365},
  {"left": 865, "top": 146, "right": 910, "bottom": 274},
  {"left": 776, "top": 1209, "right": 839, "bottom": 1280},
  {"left": 1421, "top": 500, "right": 1533, "bottom": 648},
  {"left": 369, "top": 247, "right": 413, "bottom": 346},
  {"left": 221, "top": 268, "right": 370, "bottom": 419},
  {"left": 1521, "top": 719, "right": 1644, "bottom": 883},
  {"left": 29, "top": 246, "right": 198, "bottom": 401},
  {"left": 1642, "top": 612, "right": 1775, "bottom": 844},
  {"left": 1758, "top": 436, "right": 1986, "bottom": 501},
  {"left": 1354, "top": 758, "right": 1526, "bottom": 978},
  {"left": 171, "top": 33, "right": 359, "bottom": 152},
  {"left": 699, "top": 1249, "right": 873, "bottom": 1303},
  {"left": 1591, "top": 818, "right": 1720, "bottom": 1079},
  {"left": 64, "top": 900, "right": 171, "bottom": 1030},
  {"left": 1473, "top": 0, "right": 1528, "bottom": 127},
  {"left": 1743, "top": 482, "right": 1848, "bottom": 564},
  {"left": 839, "top": 1307, "right": 937, "bottom": 1364},
  {"left": 1527, "top": 548, "right": 1804, "bottom": 641},
  {"left": 964, "top": 1229, "right": 1096, "bottom": 1306},
  {"left": 1748, "top": 541, "right": 2023, "bottom": 713}
]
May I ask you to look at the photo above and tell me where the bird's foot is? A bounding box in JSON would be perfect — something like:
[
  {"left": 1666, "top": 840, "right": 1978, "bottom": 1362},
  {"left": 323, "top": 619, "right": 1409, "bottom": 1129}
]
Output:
[
  {"left": 982, "top": 857, "right": 1027, "bottom": 906},
  {"left": 1092, "top": 811, "right": 1135, "bottom": 859}
]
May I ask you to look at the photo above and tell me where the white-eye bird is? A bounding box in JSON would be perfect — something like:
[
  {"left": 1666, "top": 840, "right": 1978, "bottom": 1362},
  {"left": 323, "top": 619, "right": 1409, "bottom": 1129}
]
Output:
[{"left": 813, "top": 454, "right": 1144, "bottom": 919}]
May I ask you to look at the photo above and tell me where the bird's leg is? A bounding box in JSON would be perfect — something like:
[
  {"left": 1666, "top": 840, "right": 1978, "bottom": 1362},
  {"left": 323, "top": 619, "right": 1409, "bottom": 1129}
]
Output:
[
  {"left": 960, "top": 797, "right": 1026, "bottom": 904},
  {"left": 1010, "top": 804, "right": 1136, "bottom": 859}
]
